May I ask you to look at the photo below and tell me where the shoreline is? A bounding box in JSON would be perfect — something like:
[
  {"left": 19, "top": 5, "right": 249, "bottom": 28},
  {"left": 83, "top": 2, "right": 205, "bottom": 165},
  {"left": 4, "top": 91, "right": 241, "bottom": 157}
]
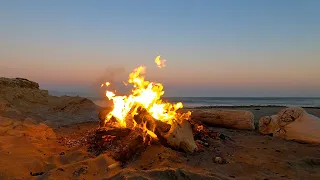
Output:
[{"left": 92, "top": 98, "right": 320, "bottom": 110}]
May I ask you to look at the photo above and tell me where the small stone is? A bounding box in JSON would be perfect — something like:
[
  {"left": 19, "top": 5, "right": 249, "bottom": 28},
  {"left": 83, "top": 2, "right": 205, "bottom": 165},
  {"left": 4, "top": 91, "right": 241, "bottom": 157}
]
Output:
[{"left": 214, "top": 156, "right": 223, "bottom": 164}]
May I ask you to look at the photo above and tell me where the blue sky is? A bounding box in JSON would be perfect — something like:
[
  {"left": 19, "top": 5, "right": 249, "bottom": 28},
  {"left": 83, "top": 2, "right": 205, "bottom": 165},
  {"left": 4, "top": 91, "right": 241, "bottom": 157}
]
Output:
[{"left": 1, "top": 0, "right": 319, "bottom": 97}]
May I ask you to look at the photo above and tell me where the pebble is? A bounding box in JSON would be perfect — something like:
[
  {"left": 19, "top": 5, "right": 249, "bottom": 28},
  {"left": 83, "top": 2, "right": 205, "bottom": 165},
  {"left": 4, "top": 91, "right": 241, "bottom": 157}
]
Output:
[{"left": 214, "top": 156, "right": 223, "bottom": 164}]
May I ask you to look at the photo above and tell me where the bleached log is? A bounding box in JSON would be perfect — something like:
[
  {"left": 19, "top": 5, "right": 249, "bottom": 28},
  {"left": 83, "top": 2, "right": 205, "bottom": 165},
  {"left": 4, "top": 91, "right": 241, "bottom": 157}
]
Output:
[
  {"left": 259, "top": 107, "right": 320, "bottom": 144},
  {"left": 191, "top": 109, "right": 255, "bottom": 130}
]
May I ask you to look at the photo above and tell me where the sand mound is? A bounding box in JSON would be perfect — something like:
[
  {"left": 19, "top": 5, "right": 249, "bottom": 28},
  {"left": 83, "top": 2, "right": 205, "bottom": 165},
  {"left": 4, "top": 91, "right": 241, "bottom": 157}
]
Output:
[
  {"left": 41, "top": 154, "right": 118, "bottom": 179},
  {"left": 0, "top": 116, "right": 55, "bottom": 140},
  {"left": 0, "top": 116, "right": 58, "bottom": 179}
]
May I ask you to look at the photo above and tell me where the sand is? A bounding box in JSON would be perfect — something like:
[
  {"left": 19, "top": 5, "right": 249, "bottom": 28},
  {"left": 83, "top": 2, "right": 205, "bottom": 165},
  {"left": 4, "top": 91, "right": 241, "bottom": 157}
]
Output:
[
  {"left": 0, "top": 107, "right": 319, "bottom": 180},
  {"left": 1, "top": 78, "right": 319, "bottom": 179}
]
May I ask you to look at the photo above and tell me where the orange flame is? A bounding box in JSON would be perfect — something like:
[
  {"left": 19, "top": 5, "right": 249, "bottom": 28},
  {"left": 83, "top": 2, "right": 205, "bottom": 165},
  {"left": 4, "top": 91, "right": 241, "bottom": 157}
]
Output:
[
  {"left": 154, "top": 55, "right": 166, "bottom": 68},
  {"left": 101, "top": 82, "right": 111, "bottom": 87},
  {"left": 103, "top": 57, "right": 190, "bottom": 138}
]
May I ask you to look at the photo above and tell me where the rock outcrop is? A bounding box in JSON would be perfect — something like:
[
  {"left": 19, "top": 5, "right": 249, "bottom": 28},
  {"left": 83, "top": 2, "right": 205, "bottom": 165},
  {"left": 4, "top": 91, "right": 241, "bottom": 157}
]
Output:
[
  {"left": 0, "top": 77, "right": 100, "bottom": 126},
  {"left": 0, "top": 77, "right": 39, "bottom": 89}
]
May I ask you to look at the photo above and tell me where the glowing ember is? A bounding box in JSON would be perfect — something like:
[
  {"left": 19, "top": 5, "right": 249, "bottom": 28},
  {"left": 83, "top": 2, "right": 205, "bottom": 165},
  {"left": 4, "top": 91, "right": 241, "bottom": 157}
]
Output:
[
  {"left": 101, "top": 81, "right": 111, "bottom": 87},
  {"left": 154, "top": 55, "right": 166, "bottom": 68},
  {"left": 102, "top": 56, "right": 191, "bottom": 138}
]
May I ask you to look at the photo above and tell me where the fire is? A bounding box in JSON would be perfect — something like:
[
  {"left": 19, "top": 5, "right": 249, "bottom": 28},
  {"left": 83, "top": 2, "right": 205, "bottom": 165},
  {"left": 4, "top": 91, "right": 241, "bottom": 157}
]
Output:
[
  {"left": 101, "top": 82, "right": 111, "bottom": 87},
  {"left": 154, "top": 55, "right": 166, "bottom": 68},
  {"left": 102, "top": 56, "right": 190, "bottom": 138}
]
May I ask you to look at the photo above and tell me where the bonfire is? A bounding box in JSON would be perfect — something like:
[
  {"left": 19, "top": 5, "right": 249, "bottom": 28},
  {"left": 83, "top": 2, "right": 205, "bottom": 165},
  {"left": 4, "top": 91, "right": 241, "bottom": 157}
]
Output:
[{"left": 91, "top": 56, "right": 199, "bottom": 163}]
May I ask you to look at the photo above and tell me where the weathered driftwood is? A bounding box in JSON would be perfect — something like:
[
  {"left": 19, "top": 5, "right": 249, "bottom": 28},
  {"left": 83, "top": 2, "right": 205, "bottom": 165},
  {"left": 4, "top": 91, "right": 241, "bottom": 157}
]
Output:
[
  {"left": 259, "top": 107, "right": 320, "bottom": 143},
  {"left": 191, "top": 109, "right": 255, "bottom": 130}
]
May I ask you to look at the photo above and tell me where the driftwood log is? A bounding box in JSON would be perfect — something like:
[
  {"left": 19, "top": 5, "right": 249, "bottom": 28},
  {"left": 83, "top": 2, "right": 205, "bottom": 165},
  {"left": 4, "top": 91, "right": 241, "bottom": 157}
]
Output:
[
  {"left": 259, "top": 107, "right": 320, "bottom": 143},
  {"left": 190, "top": 109, "right": 255, "bottom": 130}
]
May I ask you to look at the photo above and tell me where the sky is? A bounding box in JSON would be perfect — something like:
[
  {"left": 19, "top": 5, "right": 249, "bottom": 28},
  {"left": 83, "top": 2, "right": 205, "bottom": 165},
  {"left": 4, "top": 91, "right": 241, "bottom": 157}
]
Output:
[{"left": 1, "top": 0, "right": 320, "bottom": 97}]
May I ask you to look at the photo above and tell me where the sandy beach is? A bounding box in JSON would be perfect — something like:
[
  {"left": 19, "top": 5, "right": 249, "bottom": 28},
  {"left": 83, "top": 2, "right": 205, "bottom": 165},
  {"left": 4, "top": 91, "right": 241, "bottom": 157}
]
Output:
[
  {"left": 0, "top": 78, "right": 320, "bottom": 180},
  {"left": 52, "top": 107, "right": 320, "bottom": 180},
  {"left": 1, "top": 108, "right": 320, "bottom": 179}
]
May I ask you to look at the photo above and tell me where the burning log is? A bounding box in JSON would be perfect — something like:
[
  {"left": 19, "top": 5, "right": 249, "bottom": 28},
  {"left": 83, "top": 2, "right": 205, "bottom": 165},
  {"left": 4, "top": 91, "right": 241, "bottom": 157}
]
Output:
[
  {"left": 95, "top": 127, "right": 131, "bottom": 139},
  {"left": 90, "top": 126, "right": 151, "bottom": 163},
  {"left": 259, "top": 107, "right": 320, "bottom": 143},
  {"left": 133, "top": 108, "right": 171, "bottom": 133},
  {"left": 113, "top": 130, "right": 146, "bottom": 162},
  {"left": 190, "top": 109, "right": 255, "bottom": 130},
  {"left": 133, "top": 108, "right": 197, "bottom": 153}
]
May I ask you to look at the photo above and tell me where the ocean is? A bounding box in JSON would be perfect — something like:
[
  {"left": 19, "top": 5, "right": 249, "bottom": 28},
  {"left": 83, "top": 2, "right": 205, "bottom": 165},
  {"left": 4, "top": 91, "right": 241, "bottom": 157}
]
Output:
[{"left": 92, "top": 97, "right": 320, "bottom": 108}]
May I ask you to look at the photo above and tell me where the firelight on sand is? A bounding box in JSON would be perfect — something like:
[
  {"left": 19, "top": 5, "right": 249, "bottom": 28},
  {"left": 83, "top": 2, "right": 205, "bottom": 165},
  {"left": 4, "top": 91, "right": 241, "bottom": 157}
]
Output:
[{"left": 102, "top": 56, "right": 191, "bottom": 137}]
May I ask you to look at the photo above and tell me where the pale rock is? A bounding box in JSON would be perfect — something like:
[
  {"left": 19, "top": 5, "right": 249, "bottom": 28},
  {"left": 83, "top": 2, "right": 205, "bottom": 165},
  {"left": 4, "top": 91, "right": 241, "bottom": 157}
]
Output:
[
  {"left": 164, "top": 120, "right": 198, "bottom": 153},
  {"left": 259, "top": 107, "right": 320, "bottom": 143}
]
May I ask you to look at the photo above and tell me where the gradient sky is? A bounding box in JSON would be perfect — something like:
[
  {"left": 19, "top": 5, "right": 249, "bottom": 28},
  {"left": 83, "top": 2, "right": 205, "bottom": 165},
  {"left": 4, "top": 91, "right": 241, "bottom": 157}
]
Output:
[{"left": 1, "top": 0, "right": 319, "bottom": 97}]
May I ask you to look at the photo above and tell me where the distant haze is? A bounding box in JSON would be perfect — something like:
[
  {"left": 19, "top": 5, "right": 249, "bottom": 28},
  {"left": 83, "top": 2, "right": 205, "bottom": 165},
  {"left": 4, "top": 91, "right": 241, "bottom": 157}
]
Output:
[{"left": 1, "top": 1, "right": 319, "bottom": 97}]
